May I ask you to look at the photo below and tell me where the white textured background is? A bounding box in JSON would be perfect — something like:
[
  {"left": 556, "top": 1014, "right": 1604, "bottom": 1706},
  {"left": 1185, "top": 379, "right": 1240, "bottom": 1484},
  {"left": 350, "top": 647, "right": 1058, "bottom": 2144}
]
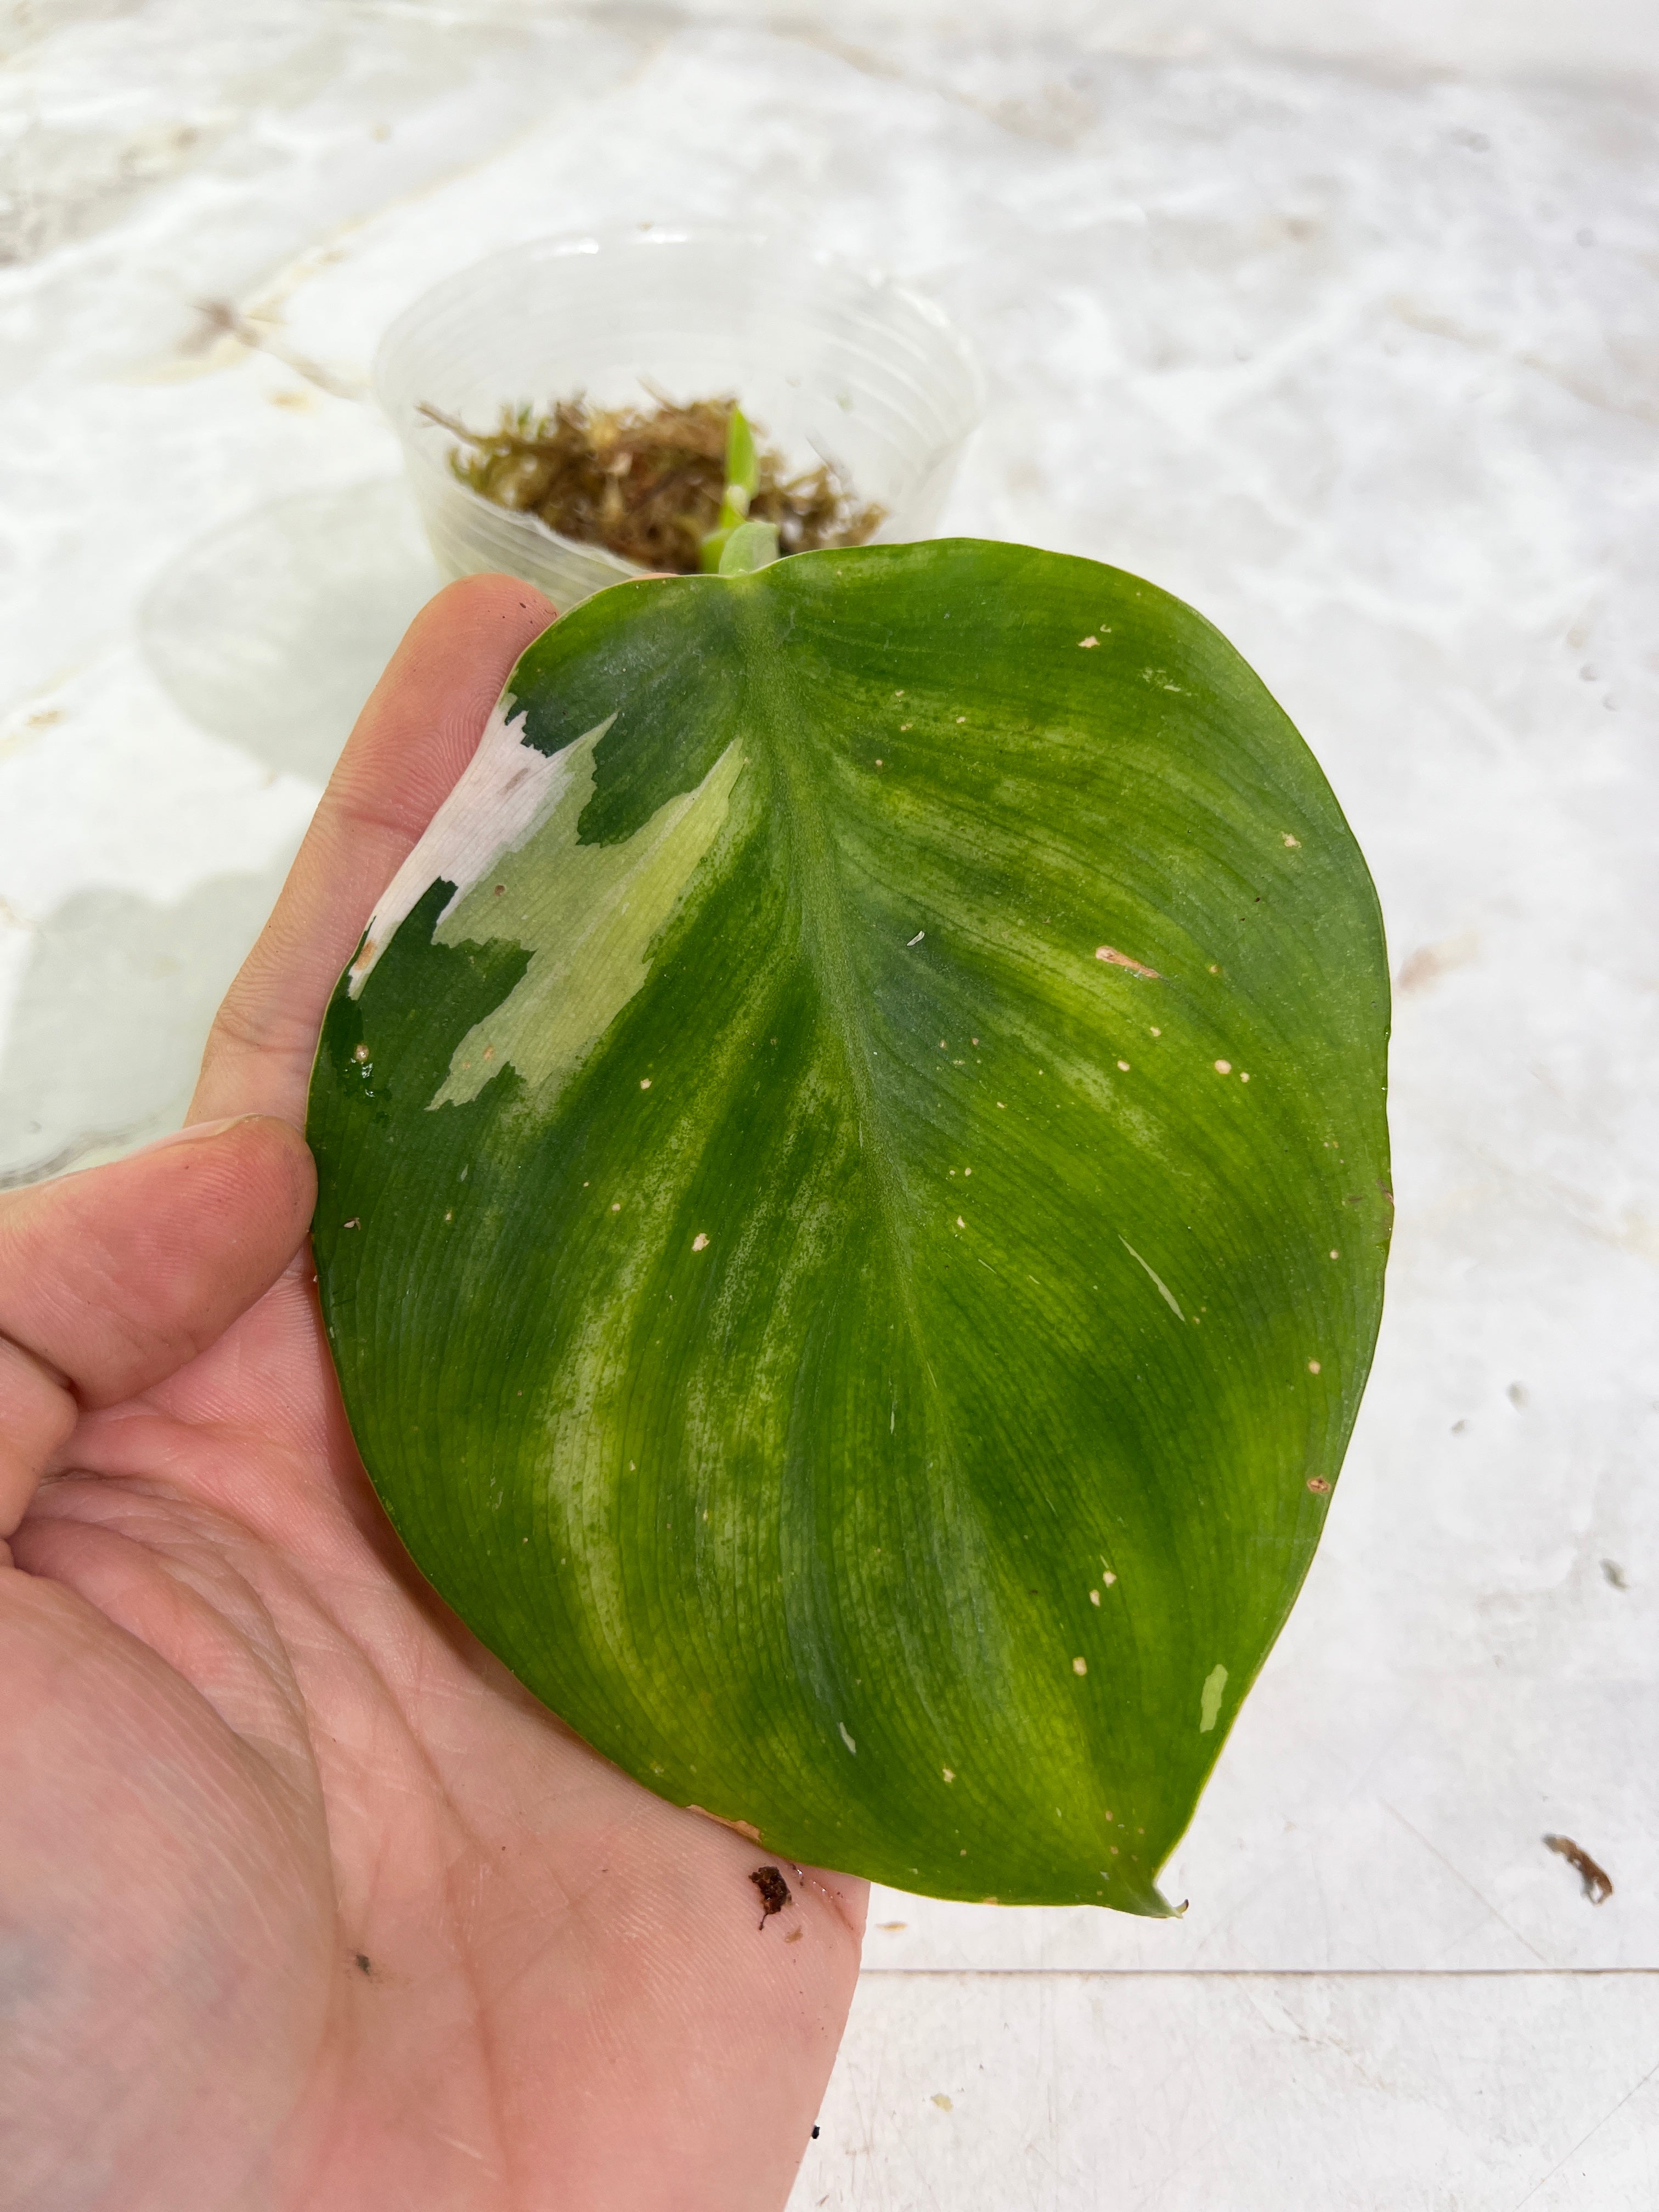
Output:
[{"left": 3, "top": 4, "right": 1657, "bottom": 2205}]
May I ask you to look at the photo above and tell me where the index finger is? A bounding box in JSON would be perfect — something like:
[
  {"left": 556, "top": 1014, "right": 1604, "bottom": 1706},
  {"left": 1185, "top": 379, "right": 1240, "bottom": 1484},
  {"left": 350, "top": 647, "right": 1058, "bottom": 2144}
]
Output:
[{"left": 190, "top": 573, "right": 554, "bottom": 1127}]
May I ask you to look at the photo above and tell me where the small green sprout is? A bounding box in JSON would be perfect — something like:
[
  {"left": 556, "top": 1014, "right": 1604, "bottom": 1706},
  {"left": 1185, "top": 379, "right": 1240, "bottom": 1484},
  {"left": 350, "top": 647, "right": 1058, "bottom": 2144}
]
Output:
[{"left": 700, "top": 407, "right": 766, "bottom": 572}]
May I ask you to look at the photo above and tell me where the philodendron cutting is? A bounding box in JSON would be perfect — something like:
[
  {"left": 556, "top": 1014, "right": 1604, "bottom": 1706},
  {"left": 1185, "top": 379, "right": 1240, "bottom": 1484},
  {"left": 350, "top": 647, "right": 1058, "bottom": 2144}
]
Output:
[{"left": 306, "top": 539, "right": 1390, "bottom": 1914}]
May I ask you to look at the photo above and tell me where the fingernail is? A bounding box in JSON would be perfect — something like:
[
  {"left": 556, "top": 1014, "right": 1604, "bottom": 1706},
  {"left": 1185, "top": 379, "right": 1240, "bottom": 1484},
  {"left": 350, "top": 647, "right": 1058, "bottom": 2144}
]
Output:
[{"left": 132, "top": 1114, "right": 259, "bottom": 1156}]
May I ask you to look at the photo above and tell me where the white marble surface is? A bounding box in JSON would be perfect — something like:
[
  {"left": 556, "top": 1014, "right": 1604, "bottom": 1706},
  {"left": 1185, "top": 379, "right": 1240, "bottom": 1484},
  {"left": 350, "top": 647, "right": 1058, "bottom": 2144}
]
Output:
[{"left": 3, "top": 4, "right": 1657, "bottom": 2204}]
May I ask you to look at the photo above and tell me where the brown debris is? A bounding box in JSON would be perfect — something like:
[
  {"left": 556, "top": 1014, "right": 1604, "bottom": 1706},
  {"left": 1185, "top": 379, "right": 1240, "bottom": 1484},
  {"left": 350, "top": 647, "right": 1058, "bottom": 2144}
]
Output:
[
  {"left": 1095, "top": 946, "right": 1161, "bottom": 980},
  {"left": 425, "top": 393, "right": 883, "bottom": 573},
  {"left": 687, "top": 1804, "right": 762, "bottom": 1842},
  {"left": 1544, "top": 1833, "right": 1613, "bottom": 1904},
  {"left": 750, "top": 1864, "right": 792, "bottom": 1929}
]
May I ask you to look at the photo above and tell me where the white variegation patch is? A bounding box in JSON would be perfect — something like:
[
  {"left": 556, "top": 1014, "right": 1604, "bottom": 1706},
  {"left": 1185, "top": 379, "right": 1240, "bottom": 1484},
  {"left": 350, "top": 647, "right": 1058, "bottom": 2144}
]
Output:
[
  {"left": 347, "top": 700, "right": 616, "bottom": 998},
  {"left": 431, "top": 732, "right": 744, "bottom": 1113}
]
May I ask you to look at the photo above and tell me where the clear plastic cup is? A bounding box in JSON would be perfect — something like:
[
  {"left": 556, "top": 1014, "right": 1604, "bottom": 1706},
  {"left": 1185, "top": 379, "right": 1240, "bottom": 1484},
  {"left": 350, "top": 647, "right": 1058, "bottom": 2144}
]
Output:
[{"left": 373, "top": 227, "right": 985, "bottom": 611}]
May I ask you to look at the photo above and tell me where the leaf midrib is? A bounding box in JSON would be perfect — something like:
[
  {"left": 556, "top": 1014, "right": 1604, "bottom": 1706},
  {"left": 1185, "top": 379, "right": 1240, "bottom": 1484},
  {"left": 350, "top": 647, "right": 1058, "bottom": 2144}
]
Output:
[
  {"left": 739, "top": 590, "right": 1013, "bottom": 1752},
  {"left": 741, "top": 599, "right": 938, "bottom": 1394}
]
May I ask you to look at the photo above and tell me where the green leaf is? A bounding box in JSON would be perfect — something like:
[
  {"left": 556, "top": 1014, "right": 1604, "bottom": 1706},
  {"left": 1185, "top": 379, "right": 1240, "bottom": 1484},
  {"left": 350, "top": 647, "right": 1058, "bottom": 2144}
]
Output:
[
  {"left": 307, "top": 540, "right": 1390, "bottom": 1912},
  {"left": 718, "top": 518, "right": 781, "bottom": 574},
  {"left": 701, "top": 405, "right": 763, "bottom": 568},
  {"left": 724, "top": 402, "right": 759, "bottom": 504}
]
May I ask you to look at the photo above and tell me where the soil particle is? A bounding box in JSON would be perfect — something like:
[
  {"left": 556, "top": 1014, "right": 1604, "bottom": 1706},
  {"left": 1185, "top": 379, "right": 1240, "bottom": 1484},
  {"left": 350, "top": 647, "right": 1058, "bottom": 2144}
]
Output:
[{"left": 750, "top": 1864, "right": 792, "bottom": 1928}]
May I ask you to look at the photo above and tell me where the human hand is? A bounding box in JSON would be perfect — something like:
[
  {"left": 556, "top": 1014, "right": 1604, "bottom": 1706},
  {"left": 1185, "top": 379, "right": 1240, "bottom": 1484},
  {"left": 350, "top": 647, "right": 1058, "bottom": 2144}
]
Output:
[{"left": 0, "top": 577, "right": 865, "bottom": 2212}]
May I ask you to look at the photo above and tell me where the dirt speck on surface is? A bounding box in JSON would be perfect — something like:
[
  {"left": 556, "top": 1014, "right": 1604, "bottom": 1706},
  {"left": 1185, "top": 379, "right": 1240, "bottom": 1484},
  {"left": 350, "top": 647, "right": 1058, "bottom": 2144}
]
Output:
[
  {"left": 751, "top": 1864, "right": 792, "bottom": 1928},
  {"left": 1544, "top": 1833, "right": 1613, "bottom": 1904},
  {"left": 1396, "top": 930, "right": 1479, "bottom": 994}
]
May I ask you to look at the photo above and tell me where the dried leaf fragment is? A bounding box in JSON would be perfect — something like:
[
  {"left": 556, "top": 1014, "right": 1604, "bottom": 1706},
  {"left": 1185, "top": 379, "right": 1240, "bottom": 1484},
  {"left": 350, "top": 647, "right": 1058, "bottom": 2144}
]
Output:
[{"left": 1543, "top": 1833, "right": 1613, "bottom": 1904}]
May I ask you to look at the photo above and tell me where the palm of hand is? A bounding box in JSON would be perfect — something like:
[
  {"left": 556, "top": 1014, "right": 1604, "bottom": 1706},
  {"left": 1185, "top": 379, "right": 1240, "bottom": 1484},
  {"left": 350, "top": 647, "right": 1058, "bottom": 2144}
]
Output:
[{"left": 1, "top": 581, "right": 863, "bottom": 2212}]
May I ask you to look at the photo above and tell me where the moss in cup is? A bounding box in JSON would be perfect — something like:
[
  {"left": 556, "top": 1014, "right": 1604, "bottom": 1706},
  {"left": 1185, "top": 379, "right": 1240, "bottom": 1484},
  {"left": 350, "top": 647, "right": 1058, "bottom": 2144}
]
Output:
[{"left": 422, "top": 393, "right": 883, "bottom": 574}]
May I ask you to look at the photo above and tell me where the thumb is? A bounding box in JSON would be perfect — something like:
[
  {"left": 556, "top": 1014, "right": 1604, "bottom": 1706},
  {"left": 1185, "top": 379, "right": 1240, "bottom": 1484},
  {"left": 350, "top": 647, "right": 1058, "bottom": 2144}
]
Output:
[{"left": 0, "top": 1116, "right": 314, "bottom": 1544}]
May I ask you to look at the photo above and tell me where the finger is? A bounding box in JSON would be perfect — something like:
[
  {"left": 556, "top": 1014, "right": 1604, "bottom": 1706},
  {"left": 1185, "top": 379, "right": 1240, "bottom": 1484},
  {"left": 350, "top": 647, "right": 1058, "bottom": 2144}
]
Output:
[
  {"left": 0, "top": 1337, "right": 76, "bottom": 1549},
  {"left": 0, "top": 1117, "right": 315, "bottom": 1442},
  {"left": 191, "top": 573, "right": 554, "bottom": 1127}
]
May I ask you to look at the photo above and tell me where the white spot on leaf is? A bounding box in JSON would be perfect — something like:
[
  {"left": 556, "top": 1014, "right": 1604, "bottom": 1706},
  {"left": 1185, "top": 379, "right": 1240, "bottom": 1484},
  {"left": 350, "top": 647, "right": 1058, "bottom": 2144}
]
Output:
[
  {"left": 1119, "top": 1237, "right": 1184, "bottom": 1321},
  {"left": 1199, "top": 1663, "right": 1228, "bottom": 1733}
]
